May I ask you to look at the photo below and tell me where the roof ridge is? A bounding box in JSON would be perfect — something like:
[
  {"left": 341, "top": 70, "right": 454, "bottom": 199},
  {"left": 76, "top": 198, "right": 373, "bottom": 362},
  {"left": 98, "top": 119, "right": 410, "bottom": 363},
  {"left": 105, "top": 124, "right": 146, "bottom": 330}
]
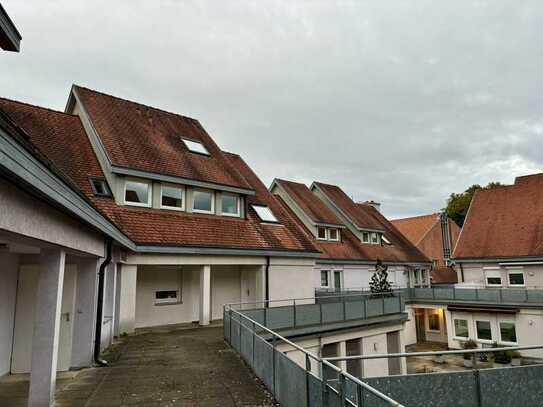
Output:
[
  {"left": 73, "top": 84, "right": 199, "bottom": 123},
  {"left": 0, "top": 96, "right": 79, "bottom": 118},
  {"left": 391, "top": 213, "right": 440, "bottom": 222}
]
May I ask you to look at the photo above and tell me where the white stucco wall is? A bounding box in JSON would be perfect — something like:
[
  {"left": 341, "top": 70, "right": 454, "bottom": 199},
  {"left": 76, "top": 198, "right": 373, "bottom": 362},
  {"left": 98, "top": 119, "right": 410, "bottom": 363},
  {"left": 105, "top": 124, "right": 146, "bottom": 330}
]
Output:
[
  {"left": 268, "top": 257, "right": 315, "bottom": 303},
  {"left": 0, "top": 253, "right": 19, "bottom": 376},
  {"left": 460, "top": 263, "right": 543, "bottom": 288},
  {"left": 404, "top": 306, "right": 417, "bottom": 346},
  {"left": 315, "top": 264, "right": 409, "bottom": 291},
  {"left": 0, "top": 179, "right": 105, "bottom": 257}
]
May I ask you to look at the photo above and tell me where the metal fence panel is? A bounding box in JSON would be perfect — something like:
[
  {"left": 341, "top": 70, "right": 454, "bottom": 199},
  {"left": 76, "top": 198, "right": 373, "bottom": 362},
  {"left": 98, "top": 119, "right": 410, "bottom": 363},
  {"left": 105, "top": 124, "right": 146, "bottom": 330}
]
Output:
[
  {"left": 383, "top": 296, "right": 400, "bottom": 314},
  {"left": 364, "top": 370, "right": 478, "bottom": 407},
  {"left": 308, "top": 373, "right": 323, "bottom": 407},
  {"left": 527, "top": 289, "right": 543, "bottom": 302},
  {"left": 241, "top": 309, "right": 266, "bottom": 325},
  {"left": 240, "top": 322, "right": 253, "bottom": 363},
  {"left": 345, "top": 301, "right": 366, "bottom": 320},
  {"left": 477, "top": 289, "right": 500, "bottom": 302},
  {"left": 366, "top": 298, "right": 384, "bottom": 317},
  {"left": 274, "top": 351, "right": 307, "bottom": 407},
  {"left": 479, "top": 365, "right": 543, "bottom": 407},
  {"left": 254, "top": 335, "right": 274, "bottom": 391},
  {"left": 266, "top": 306, "right": 294, "bottom": 330},
  {"left": 413, "top": 288, "right": 433, "bottom": 299},
  {"left": 224, "top": 310, "right": 231, "bottom": 342},
  {"left": 433, "top": 288, "right": 454, "bottom": 300},
  {"left": 322, "top": 302, "right": 344, "bottom": 323},
  {"left": 230, "top": 314, "right": 241, "bottom": 352},
  {"left": 500, "top": 289, "right": 527, "bottom": 303},
  {"left": 455, "top": 289, "right": 477, "bottom": 301},
  {"left": 296, "top": 304, "right": 322, "bottom": 326}
]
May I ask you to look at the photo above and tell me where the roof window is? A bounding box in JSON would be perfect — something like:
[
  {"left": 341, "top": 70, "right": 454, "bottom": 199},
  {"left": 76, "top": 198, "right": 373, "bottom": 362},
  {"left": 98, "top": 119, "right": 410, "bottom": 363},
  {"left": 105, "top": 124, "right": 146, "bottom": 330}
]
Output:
[
  {"left": 181, "top": 137, "right": 209, "bottom": 155},
  {"left": 89, "top": 177, "right": 112, "bottom": 197},
  {"left": 252, "top": 205, "right": 279, "bottom": 223}
]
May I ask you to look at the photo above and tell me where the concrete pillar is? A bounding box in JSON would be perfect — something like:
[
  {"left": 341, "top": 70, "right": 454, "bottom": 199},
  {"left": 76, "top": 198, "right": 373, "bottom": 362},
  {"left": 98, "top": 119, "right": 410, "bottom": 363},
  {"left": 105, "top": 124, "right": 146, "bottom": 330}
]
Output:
[
  {"left": 338, "top": 341, "right": 347, "bottom": 371},
  {"left": 199, "top": 265, "right": 211, "bottom": 326},
  {"left": 113, "top": 265, "right": 122, "bottom": 337},
  {"left": 0, "top": 252, "right": 19, "bottom": 376},
  {"left": 118, "top": 264, "right": 137, "bottom": 334},
  {"left": 28, "top": 248, "right": 66, "bottom": 407},
  {"left": 70, "top": 257, "right": 99, "bottom": 369},
  {"left": 101, "top": 262, "right": 117, "bottom": 349}
]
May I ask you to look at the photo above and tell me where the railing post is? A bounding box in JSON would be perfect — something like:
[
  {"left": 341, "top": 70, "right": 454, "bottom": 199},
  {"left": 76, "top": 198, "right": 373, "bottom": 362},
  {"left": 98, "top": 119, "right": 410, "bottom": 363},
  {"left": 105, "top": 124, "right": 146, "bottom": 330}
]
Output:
[
  {"left": 305, "top": 354, "right": 311, "bottom": 407},
  {"left": 339, "top": 372, "right": 346, "bottom": 407},
  {"left": 229, "top": 308, "right": 232, "bottom": 344},
  {"left": 294, "top": 299, "right": 297, "bottom": 327},
  {"left": 272, "top": 334, "right": 277, "bottom": 393},
  {"left": 357, "top": 382, "right": 364, "bottom": 407},
  {"left": 252, "top": 321, "right": 256, "bottom": 367},
  {"left": 320, "top": 302, "right": 323, "bottom": 324},
  {"left": 321, "top": 361, "right": 328, "bottom": 407}
]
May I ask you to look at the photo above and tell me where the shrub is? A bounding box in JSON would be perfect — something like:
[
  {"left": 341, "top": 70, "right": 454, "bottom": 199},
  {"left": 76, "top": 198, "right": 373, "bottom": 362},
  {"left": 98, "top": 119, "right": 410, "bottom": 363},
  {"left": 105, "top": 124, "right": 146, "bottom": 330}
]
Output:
[{"left": 462, "top": 339, "right": 478, "bottom": 360}]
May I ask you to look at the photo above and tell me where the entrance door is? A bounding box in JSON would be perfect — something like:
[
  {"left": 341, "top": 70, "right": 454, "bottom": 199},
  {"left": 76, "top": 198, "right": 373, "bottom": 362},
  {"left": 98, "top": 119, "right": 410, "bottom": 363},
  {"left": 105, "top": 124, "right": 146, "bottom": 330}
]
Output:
[
  {"left": 334, "top": 271, "right": 343, "bottom": 291},
  {"left": 11, "top": 264, "right": 77, "bottom": 373}
]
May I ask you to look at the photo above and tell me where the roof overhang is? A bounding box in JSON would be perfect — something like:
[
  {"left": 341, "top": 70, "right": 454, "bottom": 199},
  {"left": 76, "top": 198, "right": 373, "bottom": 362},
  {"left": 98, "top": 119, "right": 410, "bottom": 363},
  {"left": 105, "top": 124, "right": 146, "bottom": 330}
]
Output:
[
  {"left": 454, "top": 256, "right": 543, "bottom": 264},
  {"left": 133, "top": 244, "right": 321, "bottom": 258},
  {"left": 0, "top": 4, "right": 21, "bottom": 52},
  {"left": 317, "top": 258, "right": 431, "bottom": 267}
]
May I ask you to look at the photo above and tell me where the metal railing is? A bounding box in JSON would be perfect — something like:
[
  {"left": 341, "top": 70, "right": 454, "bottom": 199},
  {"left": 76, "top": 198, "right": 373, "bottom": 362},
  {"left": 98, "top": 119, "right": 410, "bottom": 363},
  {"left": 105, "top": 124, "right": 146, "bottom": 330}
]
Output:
[
  {"left": 406, "top": 286, "right": 543, "bottom": 305},
  {"left": 323, "top": 345, "right": 543, "bottom": 407},
  {"left": 223, "top": 303, "right": 404, "bottom": 407},
  {"left": 227, "top": 291, "right": 405, "bottom": 332}
]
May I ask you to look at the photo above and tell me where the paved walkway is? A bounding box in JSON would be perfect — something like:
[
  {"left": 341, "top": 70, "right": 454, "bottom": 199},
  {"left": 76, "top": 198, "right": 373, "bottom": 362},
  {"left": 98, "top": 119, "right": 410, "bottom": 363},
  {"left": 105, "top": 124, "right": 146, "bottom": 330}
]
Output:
[{"left": 0, "top": 324, "right": 277, "bottom": 407}]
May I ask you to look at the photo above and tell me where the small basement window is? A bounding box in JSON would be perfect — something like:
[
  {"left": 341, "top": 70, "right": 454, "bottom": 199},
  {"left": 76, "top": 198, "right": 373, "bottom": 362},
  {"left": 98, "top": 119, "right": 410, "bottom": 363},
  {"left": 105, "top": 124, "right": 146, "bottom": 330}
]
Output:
[
  {"left": 181, "top": 137, "right": 210, "bottom": 155},
  {"left": 89, "top": 177, "right": 112, "bottom": 197},
  {"left": 155, "top": 290, "right": 180, "bottom": 305},
  {"left": 252, "top": 205, "right": 279, "bottom": 223}
]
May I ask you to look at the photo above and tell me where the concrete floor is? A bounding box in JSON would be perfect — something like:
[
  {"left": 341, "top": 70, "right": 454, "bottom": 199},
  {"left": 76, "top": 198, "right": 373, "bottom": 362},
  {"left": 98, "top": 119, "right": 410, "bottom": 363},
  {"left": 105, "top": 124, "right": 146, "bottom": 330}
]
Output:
[{"left": 0, "top": 324, "right": 277, "bottom": 407}]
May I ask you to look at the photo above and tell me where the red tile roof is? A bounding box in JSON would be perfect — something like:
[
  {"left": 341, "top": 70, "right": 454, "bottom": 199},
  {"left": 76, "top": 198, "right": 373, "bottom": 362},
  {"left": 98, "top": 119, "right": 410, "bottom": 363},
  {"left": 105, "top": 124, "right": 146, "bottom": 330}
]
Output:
[
  {"left": 0, "top": 96, "right": 318, "bottom": 254},
  {"left": 391, "top": 213, "right": 440, "bottom": 245},
  {"left": 454, "top": 174, "right": 543, "bottom": 259},
  {"left": 274, "top": 184, "right": 429, "bottom": 263},
  {"left": 312, "top": 182, "right": 384, "bottom": 230},
  {"left": 72, "top": 85, "right": 252, "bottom": 191},
  {"left": 273, "top": 179, "right": 342, "bottom": 225}
]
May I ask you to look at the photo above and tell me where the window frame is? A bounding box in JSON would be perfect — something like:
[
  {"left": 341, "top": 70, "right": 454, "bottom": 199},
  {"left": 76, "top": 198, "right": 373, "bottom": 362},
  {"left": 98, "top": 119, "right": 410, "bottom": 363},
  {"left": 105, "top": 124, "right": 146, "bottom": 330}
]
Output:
[
  {"left": 154, "top": 289, "right": 181, "bottom": 305},
  {"left": 181, "top": 137, "right": 210, "bottom": 156},
  {"left": 453, "top": 318, "right": 469, "bottom": 339},
  {"left": 89, "top": 177, "right": 112, "bottom": 197},
  {"left": 475, "top": 319, "right": 493, "bottom": 342},
  {"left": 124, "top": 178, "right": 152, "bottom": 207},
  {"left": 362, "top": 232, "right": 370, "bottom": 243},
  {"left": 507, "top": 268, "right": 525, "bottom": 287},
  {"left": 370, "top": 232, "right": 379, "bottom": 244},
  {"left": 192, "top": 188, "right": 215, "bottom": 214},
  {"left": 498, "top": 320, "right": 518, "bottom": 345},
  {"left": 320, "top": 270, "right": 330, "bottom": 288},
  {"left": 484, "top": 268, "right": 502, "bottom": 287},
  {"left": 220, "top": 192, "right": 240, "bottom": 217},
  {"left": 317, "top": 226, "right": 328, "bottom": 240},
  {"left": 160, "top": 184, "right": 185, "bottom": 211},
  {"left": 251, "top": 204, "right": 279, "bottom": 223},
  {"left": 328, "top": 228, "right": 340, "bottom": 241}
]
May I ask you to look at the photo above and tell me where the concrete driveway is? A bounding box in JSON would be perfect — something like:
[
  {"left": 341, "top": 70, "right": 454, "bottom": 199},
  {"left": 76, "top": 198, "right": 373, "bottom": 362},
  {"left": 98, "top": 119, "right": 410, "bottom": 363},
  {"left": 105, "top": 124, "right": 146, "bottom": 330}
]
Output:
[{"left": 0, "top": 324, "right": 277, "bottom": 407}]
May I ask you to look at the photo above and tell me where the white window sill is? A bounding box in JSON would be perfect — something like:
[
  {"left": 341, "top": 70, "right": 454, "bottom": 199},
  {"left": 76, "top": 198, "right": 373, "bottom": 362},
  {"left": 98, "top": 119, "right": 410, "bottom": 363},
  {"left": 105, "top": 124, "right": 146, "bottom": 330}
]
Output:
[
  {"left": 160, "top": 205, "right": 185, "bottom": 212},
  {"left": 125, "top": 201, "right": 152, "bottom": 208},
  {"left": 154, "top": 301, "right": 183, "bottom": 306},
  {"left": 221, "top": 212, "right": 241, "bottom": 217}
]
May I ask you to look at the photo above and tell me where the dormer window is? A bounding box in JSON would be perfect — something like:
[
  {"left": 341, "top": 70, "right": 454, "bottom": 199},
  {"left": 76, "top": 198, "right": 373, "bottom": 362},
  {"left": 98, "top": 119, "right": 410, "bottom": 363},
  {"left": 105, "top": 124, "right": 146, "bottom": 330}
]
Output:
[
  {"left": 89, "top": 177, "right": 112, "bottom": 197},
  {"left": 221, "top": 193, "right": 240, "bottom": 217},
  {"left": 317, "top": 227, "right": 327, "bottom": 240},
  {"left": 192, "top": 189, "right": 214, "bottom": 214},
  {"left": 161, "top": 184, "right": 184, "bottom": 210},
  {"left": 181, "top": 137, "right": 210, "bottom": 155},
  {"left": 371, "top": 232, "right": 379, "bottom": 244},
  {"left": 329, "top": 228, "right": 340, "bottom": 241},
  {"left": 125, "top": 179, "right": 151, "bottom": 207},
  {"left": 252, "top": 205, "right": 279, "bottom": 223},
  {"left": 362, "top": 232, "right": 370, "bottom": 243}
]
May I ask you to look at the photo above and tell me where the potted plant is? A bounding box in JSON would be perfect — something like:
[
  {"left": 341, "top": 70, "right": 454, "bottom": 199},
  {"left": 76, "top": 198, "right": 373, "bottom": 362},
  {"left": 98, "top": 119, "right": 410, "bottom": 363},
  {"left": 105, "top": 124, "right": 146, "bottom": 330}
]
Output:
[
  {"left": 511, "top": 351, "right": 522, "bottom": 366},
  {"left": 462, "top": 339, "right": 478, "bottom": 368},
  {"left": 492, "top": 343, "right": 511, "bottom": 367}
]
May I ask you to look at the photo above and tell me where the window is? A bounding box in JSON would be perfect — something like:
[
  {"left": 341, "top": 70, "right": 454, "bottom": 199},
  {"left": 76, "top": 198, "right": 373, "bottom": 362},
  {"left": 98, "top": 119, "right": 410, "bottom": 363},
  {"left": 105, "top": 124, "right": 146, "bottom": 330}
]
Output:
[
  {"left": 320, "top": 270, "right": 329, "bottom": 287},
  {"left": 508, "top": 270, "right": 525, "bottom": 287},
  {"left": 428, "top": 312, "right": 440, "bottom": 331},
  {"left": 432, "top": 259, "right": 439, "bottom": 268},
  {"left": 89, "top": 177, "right": 112, "bottom": 197},
  {"left": 362, "top": 232, "right": 370, "bottom": 243},
  {"left": 252, "top": 205, "right": 279, "bottom": 223},
  {"left": 161, "top": 185, "right": 184, "bottom": 210},
  {"left": 125, "top": 180, "right": 151, "bottom": 206},
  {"left": 454, "top": 319, "right": 469, "bottom": 338},
  {"left": 484, "top": 269, "right": 502, "bottom": 287},
  {"left": 317, "top": 227, "right": 327, "bottom": 240},
  {"left": 192, "top": 189, "right": 214, "bottom": 213},
  {"left": 181, "top": 137, "right": 210, "bottom": 155},
  {"left": 155, "top": 290, "right": 179, "bottom": 305},
  {"left": 221, "top": 193, "right": 240, "bottom": 216},
  {"left": 476, "top": 320, "right": 492, "bottom": 341},
  {"left": 329, "top": 228, "right": 339, "bottom": 241},
  {"left": 499, "top": 322, "right": 517, "bottom": 343},
  {"left": 371, "top": 232, "right": 379, "bottom": 244},
  {"left": 381, "top": 235, "right": 391, "bottom": 245}
]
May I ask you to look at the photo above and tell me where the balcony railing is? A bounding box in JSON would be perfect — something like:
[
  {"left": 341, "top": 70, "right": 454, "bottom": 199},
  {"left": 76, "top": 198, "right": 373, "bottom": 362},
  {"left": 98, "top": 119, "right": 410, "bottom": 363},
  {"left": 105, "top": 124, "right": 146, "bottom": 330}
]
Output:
[
  {"left": 406, "top": 286, "right": 543, "bottom": 305},
  {"left": 223, "top": 303, "right": 404, "bottom": 407}
]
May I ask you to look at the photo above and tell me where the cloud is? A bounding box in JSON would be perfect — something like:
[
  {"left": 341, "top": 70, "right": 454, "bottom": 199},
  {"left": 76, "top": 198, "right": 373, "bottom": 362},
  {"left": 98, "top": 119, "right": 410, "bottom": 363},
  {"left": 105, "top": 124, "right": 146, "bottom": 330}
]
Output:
[{"left": 2, "top": 0, "right": 542, "bottom": 219}]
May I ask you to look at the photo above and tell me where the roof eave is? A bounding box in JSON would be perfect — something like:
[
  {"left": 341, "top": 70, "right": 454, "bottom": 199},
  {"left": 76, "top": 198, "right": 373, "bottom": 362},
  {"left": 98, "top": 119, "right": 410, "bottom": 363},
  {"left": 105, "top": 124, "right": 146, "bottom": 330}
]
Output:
[{"left": 0, "top": 4, "right": 22, "bottom": 52}]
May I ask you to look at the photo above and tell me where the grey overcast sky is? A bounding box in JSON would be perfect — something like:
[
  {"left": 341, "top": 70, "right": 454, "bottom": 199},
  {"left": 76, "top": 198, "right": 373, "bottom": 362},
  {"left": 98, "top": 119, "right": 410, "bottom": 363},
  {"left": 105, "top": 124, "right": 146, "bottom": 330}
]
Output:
[{"left": 2, "top": 1, "right": 542, "bottom": 219}]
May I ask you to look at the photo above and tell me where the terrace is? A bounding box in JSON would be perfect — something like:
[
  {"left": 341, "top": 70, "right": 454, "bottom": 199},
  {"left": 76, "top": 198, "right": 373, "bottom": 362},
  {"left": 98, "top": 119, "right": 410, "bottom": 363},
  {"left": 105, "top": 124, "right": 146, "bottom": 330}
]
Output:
[{"left": 224, "top": 289, "right": 543, "bottom": 407}]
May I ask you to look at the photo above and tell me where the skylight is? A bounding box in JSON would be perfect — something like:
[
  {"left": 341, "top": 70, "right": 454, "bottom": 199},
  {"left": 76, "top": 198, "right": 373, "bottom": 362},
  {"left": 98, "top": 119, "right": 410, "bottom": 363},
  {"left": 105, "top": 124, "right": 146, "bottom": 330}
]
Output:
[
  {"left": 252, "top": 205, "right": 279, "bottom": 223},
  {"left": 382, "top": 235, "right": 392, "bottom": 245},
  {"left": 181, "top": 137, "right": 209, "bottom": 155}
]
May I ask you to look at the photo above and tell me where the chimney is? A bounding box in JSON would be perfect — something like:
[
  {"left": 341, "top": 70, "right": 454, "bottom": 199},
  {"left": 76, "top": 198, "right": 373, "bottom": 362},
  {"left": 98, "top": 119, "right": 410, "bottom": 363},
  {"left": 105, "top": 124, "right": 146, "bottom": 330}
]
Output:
[{"left": 362, "top": 200, "right": 381, "bottom": 212}]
